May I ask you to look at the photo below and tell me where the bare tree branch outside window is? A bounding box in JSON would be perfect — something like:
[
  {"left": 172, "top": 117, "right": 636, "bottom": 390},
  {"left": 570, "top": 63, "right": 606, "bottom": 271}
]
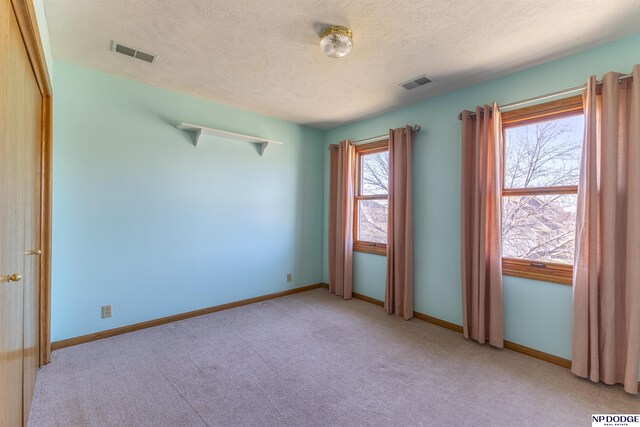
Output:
[
  {"left": 358, "top": 152, "right": 388, "bottom": 243},
  {"left": 502, "top": 115, "right": 583, "bottom": 264}
]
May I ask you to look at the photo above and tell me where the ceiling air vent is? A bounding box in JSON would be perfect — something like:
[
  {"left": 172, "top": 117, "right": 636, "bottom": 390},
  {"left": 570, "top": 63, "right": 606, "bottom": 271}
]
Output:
[
  {"left": 111, "top": 41, "right": 157, "bottom": 63},
  {"left": 400, "top": 75, "right": 432, "bottom": 90}
]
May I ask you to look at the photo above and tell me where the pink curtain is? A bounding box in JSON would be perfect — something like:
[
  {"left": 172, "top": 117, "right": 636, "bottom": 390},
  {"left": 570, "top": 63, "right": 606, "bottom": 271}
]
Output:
[
  {"left": 572, "top": 65, "right": 640, "bottom": 394},
  {"left": 328, "top": 140, "right": 355, "bottom": 299},
  {"left": 460, "top": 103, "right": 504, "bottom": 348},
  {"left": 385, "top": 126, "right": 414, "bottom": 320}
]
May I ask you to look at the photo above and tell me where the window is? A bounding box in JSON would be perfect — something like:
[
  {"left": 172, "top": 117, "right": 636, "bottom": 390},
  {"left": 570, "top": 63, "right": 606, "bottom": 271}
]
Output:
[
  {"left": 501, "top": 96, "right": 584, "bottom": 285},
  {"left": 354, "top": 140, "right": 388, "bottom": 255}
]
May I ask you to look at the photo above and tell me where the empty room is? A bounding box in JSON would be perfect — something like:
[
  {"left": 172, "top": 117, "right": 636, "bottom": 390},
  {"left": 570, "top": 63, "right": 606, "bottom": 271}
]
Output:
[{"left": 2, "top": 0, "right": 640, "bottom": 425}]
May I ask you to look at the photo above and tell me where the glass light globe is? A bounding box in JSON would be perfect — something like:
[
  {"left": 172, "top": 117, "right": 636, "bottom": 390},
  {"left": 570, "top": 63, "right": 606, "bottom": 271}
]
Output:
[{"left": 320, "top": 27, "right": 353, "bottom": 58}]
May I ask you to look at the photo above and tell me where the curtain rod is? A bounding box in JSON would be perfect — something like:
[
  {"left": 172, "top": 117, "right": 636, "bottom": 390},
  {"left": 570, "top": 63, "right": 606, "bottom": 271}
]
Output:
[
  {"left": 458, "top": 73, "right": 633, "bottom": 120},
  {"left": 329, "top": 125, "right": 421, "bottom": 150}
]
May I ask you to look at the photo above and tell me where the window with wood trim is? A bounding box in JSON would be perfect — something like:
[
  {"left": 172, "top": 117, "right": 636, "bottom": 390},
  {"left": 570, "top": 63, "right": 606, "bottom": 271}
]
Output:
[
  {"left": 501, "top": 96, "right": 584, "bottom": 285},
  {"left": 354, "top": 140, "right": 389, "bottom": 256}
]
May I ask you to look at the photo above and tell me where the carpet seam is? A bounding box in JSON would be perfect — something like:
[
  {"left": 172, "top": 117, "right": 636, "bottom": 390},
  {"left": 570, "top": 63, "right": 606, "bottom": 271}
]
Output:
[
  {"left": 155, "top": 365, "right": 211, "bottom": 427},
  {"left": 243, "top": 340, "right": 293, "bottom": 426}
]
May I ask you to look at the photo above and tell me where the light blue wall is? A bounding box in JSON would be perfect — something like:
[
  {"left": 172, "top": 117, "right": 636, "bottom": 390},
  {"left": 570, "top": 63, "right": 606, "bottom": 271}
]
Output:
[
  {"left": 322, "top": 34, "right": 640, "bottom": 361},
  {"left": 52, "top": 61, "right": 324, "bottom": 341},
  {"left": 352, "top": 252, "right": 386, "bottom": 302}
]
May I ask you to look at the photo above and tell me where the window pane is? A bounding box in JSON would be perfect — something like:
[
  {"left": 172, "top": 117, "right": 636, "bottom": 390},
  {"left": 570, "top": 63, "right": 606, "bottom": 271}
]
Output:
[
  {"left": 358, "top": 199, "right": 388, "bottom": 244},
  {"left": 504, "top": 115, "right": 583, "bottom": 189},
  {"left": 361, "top": 151, "right": 389, "bottom": 195},
  {"left": 502, "top": 194, "right": 577, "bottom": 264}
]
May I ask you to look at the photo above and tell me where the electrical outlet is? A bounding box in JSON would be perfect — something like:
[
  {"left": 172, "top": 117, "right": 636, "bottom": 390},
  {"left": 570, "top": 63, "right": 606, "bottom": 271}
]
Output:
[
  {"left": 286, "top": 273, "right": 292, "bottom": 283},
  {"left": 101, "top": 305, "right": 112, "bottom": 318}
]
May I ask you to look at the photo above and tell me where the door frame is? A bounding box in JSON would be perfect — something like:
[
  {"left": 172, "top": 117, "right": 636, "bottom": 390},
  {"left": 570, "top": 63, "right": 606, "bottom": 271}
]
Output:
[{"left": 10, "top": 0, "right": 53, "bottom": 366}]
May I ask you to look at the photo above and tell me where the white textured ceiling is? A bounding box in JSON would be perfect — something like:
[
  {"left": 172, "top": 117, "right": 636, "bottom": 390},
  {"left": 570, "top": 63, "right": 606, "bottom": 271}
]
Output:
[{"left": 45, "top": 0, "right": 640, "bottom": 129}]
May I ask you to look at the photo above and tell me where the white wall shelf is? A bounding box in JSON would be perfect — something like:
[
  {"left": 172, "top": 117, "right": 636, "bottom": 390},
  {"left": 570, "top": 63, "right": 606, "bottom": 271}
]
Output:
[{"left": 177, "top": 122, "right": 283, "bottom": 156}]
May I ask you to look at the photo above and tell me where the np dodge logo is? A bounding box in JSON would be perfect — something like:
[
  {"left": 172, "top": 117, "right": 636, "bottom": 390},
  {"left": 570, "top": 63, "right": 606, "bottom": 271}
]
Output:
[{"left": 593, "top": 415, "right": 640, "bottom": 427}]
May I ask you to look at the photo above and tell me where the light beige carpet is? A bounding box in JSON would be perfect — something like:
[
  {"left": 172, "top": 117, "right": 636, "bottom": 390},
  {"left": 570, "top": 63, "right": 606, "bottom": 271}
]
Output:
[{"left": 29, "top": 288, "right": 639, "bottom": 426}]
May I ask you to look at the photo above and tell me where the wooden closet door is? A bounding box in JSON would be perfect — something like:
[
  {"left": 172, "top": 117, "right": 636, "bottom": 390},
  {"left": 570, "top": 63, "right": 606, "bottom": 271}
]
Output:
[
  {"left": 0, "top": 2, "right": 27, "bottom": 425},
  {"left": 22, "top": 61, "right": 42, "bottom": 425},
  {"left": 0, "top": 0, "right": 43, "bottom": 424}
]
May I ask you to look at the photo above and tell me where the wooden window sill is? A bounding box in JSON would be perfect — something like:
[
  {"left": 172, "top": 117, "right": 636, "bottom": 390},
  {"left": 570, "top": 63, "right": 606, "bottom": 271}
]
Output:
[
  {"left": 502, "top": 258, "right": 573, "bottom": 286},
  {"left": 354, "top": 242, "right": 387, "bottom": 256}
]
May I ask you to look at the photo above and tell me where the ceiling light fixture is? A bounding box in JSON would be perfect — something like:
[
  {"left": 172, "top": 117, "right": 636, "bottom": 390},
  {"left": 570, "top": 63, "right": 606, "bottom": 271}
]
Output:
[{"left": 320, "top": 26, "right": 353, "bottom": 58}]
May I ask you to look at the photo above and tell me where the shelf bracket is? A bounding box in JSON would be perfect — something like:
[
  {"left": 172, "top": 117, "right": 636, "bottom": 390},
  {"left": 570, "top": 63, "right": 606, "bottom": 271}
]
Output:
[
  {"left": 193, "top": 128, "right": 203, "bottom": 146},
  {"left": 257, "top": 142, "right": 269, "bottom": 156}
]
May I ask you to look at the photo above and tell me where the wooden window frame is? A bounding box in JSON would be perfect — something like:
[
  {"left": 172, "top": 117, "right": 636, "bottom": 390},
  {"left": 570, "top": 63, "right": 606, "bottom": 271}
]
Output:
[
  {"left": 353, "top": 140, "right": 389, "bottom": 256},
  {"left": 500, "top": 95, "right": 583, "bottom": 285}
]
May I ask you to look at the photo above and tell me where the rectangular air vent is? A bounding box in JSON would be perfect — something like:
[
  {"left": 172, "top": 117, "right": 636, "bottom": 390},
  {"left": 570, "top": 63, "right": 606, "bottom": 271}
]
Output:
[
  {"left": 111, "top": 41, "right": 156, "bottom": 63},
  {"left": 400, "top": 75, "right": 432, "bottom": 90}
]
